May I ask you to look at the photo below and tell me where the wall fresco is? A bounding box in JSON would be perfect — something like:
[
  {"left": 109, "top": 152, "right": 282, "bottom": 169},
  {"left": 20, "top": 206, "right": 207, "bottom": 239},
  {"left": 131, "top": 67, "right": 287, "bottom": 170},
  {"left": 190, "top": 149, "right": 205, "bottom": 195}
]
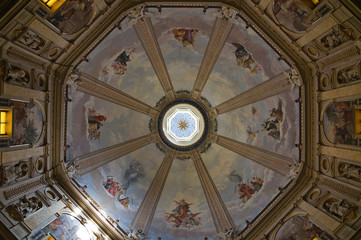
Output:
[
  {"left": 273, "top": 0, "right": 331, "bottom": 33},
  {"left": 275, "top": 215, "right": 333, "bottom": 240},
  {"left": 13, "top": 101, "right": 43, "bottom": 145},
  {"left": 29, "top": 214, "right": 91, "bottom": 240},
  {"left": 45, "top": 0, "right": 93, "bottom": 34},
  {"left": 323, "top": 101, "right": 355, "bottom": 145}
]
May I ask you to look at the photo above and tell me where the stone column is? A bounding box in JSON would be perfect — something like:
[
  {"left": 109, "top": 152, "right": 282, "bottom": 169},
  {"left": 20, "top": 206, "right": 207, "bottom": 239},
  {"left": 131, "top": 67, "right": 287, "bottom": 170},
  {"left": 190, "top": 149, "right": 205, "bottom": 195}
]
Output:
[
  {"left": 75, "top": 72, "right": 158, "bottom": 117},
  {"left": 192, "top": 17, "right": 234, "bottom": 98},
  {"left": 133, "top": 17, "right": 175, "bottom": 100},
  {"left": 75, "top": 134, "right": 155, "bottom": 176},
  {"left": 214, "top": 135, "right": 292, "bottom": 176},
  {"left": 130, "top": 151, "right": 175, "bottom": 235},
  {"left": 318, "top": 82, "right": 361, "bottom": 101},
  {"left": 215, "top": 72, "right": 292, "bottom": 115},
  {"left": 191, "top": 150, "right": 235, "bottom": 233}
]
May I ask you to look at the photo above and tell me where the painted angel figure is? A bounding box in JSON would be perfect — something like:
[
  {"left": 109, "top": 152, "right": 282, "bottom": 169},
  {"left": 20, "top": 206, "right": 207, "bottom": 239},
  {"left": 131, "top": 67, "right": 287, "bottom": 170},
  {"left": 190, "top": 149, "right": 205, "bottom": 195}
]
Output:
[
  {"left": 172, "top": 28, "right": 199, "bottom": 47},
  {"left": 172, "top": 199, "right": 192, "bottom": 218},
  {"left": 111, "top": 47, "right": 135, "bottom": 75},
  {"left": 246, "top": 126, "right": 259, "bottom": 142},
  {"left": 232, "top": 43, "right": 261, "bottom": 74},
  {"left": 269, "top": 98, "right": 283, "bottom": 122}
]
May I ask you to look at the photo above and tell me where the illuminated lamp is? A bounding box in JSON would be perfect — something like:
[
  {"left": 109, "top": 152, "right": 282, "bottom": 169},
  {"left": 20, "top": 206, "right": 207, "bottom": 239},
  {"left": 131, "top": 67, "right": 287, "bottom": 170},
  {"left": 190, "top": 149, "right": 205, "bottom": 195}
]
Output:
[
  {"left": 0, "top": 111, "right": 7, "bottom": 135},
  {"left": 0, "top": 110, "right": 12, "bottom": 137},
  {"left": 39, "top": 0, "right": 67, "bottom": 13}
]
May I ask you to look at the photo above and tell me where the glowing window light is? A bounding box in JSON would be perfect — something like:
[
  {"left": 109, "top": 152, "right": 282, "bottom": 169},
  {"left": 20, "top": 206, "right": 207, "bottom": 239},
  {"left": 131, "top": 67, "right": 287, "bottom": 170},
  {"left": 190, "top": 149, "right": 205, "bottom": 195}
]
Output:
[
  {"left": 0, "top": 111, "right": 7, "bottom": 135},
  {"left": 39, "top": 0, "right": 67, "bottom": 13},
  {"left": 311, "top": 0, "right": 319, "bottom": 4},
  {"left": 76, "top": 227, "right": 91, "bottom": 239}
]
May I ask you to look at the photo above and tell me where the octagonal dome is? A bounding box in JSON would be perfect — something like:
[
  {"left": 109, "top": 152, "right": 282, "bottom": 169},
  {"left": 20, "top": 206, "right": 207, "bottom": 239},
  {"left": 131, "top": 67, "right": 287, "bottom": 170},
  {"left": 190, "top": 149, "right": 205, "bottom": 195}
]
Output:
[{"left": 64, "top": 3, "right": 303, "bottom": 240}]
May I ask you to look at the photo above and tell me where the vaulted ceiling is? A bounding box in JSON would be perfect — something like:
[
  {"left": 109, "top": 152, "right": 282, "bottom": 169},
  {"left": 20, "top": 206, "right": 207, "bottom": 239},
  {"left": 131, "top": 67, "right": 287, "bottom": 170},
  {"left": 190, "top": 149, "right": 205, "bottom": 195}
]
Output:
[{"left": 9, "top": 0, "right": 357, "bottom": 239}]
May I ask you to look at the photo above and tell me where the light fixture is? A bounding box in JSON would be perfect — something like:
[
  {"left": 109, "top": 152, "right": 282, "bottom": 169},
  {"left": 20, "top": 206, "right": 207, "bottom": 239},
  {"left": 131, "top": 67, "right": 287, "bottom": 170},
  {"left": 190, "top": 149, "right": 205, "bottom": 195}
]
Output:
[
  {"left": 0, "top": 109, "right": 13, "bottom": 137},
  {"left": 39, "top": 0, "right": 67, "bottom": 13},
  {"left": 0, "top": 111, "right": 6, "bottom": 135}
]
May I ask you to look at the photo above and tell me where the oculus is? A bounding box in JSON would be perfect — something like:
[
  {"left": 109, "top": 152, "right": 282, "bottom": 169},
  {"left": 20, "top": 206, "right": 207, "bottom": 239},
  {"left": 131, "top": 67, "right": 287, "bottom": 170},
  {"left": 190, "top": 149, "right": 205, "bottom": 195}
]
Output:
[{"left": 158, "top": 99, "right": 209, "bottom": 151}]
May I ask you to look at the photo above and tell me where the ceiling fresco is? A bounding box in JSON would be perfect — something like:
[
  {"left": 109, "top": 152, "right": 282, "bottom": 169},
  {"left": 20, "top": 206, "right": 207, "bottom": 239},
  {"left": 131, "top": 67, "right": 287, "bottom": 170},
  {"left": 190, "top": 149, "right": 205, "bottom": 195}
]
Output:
[
  {"left": 78, "top": 26, "right": 164, "bottom": 106},
  {"left": 217, "top": 89, "right": 300, "bottom": 160},
  {"left": 65, "top": 5, "right": 301, "bottom": 239},
  {"left": 202, "top": 144, "right": 289, "bottom": 231},
  {"left": 151, "top": 8, "right": 217, "bottom": 91},
  {"left": 202, "top": 16, "right": 289, "bottom": 106},
  {"left": 66, "top": 91, "right": 150, "bottom": 157},
  {"left": 76, "top": 144, "right": 164, "bottom": 232},
  {"left": 148, "top": 157, "right": 217, "bottom": 239}
]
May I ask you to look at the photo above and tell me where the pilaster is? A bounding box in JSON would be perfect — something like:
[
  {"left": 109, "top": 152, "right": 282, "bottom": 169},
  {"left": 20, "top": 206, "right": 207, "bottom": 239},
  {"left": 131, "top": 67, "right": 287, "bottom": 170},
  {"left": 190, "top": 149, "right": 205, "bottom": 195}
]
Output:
[
  {"left": 191, "top": 150, "right": 235, "bottom": 233},
  {"left": 133, "top": 17, "right": 175, "bottom": 100},
  {"left": 215, "top": 135, "right": 292, "bottom": 176},
  {"left": 130, "top": 151, "right": 175, "bottom": 235},
  {"left": 192, "top": 17, "right": 234, "bottom": 95},
  {"left": 215, "top": 72, "right": 291, "bottom": 115},
  {"left": 75, "top": 134, "right": 155, "bottom": 176},
  {"left": 75, "top": 72, "right": 158, "bottom": 117}
]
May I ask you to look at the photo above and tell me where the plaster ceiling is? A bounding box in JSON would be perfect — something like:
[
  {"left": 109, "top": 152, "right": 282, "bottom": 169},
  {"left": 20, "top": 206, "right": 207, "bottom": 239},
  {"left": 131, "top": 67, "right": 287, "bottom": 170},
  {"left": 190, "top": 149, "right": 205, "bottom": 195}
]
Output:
[{"left": 65, "top": 6, "right": 301, "bottom": 239}]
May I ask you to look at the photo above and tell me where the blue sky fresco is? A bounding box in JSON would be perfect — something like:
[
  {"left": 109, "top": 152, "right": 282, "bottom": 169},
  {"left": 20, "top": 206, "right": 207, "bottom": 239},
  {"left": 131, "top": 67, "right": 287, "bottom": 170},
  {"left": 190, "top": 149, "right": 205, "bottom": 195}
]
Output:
[
  {"left": 67, "top": 7, "right": 301, "bottom": 238},
  {"left": 67, "top": 91, "right": 150, "bottom": 157}
]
